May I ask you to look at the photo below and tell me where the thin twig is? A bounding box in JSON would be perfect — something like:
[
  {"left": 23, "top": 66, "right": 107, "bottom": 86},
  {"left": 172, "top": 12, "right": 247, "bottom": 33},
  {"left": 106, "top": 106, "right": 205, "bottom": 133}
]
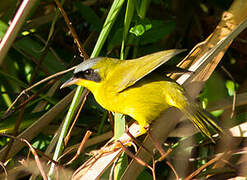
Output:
[
  {"left": 151, "top": 158, "right": 156, "bottom": 180},
  {"left": 147, "top": 130, "right": 166, "bottom": 156},
  {"left": 147, "top": 129, "right": 178, "bottom": 179},
  {"left": 61, "top": 131, "right": 112, "bottom": 159},
  {"left": 116, "top": 140, "right": 153, "bottom": 170},
  {"left": 108, "top": 111, "right": 114, "bottom": 128},
  {"left": 0, "top": 134, "right": 48, "bottom": 180},
  {"left": 3, "top": 101, "right": 27, "bottom": 162},
  {"left": 0, "top": 161, "right": 8, "bottom": 180},
  {"left": 64, "top": 90, "right": 90, "bottom": 146},
  {"left": 157, "top": 148, "right": 172, "bottom": 162},
  {"left": 30, "top": 43, "right": 50, "bottom": 84},
  {"left": 2, "top": 79, "right": 57, "bottom": 120},
  {"left": 165, "top": 161, "right": 179, "bottom": 180},
  {"left": 4, "top": 66, "right": 75, "bottom": 116},
  {"left": 54, "top": 0, "right": 89, "bottom": 59},
  {"left": 149, "top": 132, "right": 178, "bottom": 180},
  {"left": 109, "top": 155, "right": 119, "bottom": 180},
  {"left": 184, "top": 153, "right": 225, "bottom": 180},
  {"left": 34, "top": 33, "right": 66, "bottom": 66},
  {"left": 18, "top": 48, "right": 50, "bottom": 75},
  {"left": 221, "top": 65, "right": 237, "bottom": 118},
  {"left": 126, "top": 130, "right": 152, "bottom": 155},
  {"left": 65, "top": 131, "right": 92, "bottom": 165},
  {"left": 0, "top": 134, "right": 59, "bottom": 165},
  {"left": 22, "top": 139, "right": 48, "bottom": 180}
]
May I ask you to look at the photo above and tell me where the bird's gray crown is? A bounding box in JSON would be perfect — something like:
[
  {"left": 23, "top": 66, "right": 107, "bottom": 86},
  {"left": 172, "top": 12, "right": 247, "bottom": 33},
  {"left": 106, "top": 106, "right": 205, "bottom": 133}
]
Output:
[{"left": 74, "top": 57, "right": 102, "bottom": 73}]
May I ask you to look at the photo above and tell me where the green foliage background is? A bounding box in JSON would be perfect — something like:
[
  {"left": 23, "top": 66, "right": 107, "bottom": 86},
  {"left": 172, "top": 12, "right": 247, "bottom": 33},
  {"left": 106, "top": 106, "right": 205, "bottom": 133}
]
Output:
[{"left": 1, "top": 0, "right": 247, "bottom": 179}]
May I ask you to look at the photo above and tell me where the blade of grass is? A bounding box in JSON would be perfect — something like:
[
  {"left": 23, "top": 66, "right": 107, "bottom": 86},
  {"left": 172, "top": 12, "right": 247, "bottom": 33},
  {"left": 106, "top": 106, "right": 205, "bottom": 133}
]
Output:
[
  {"left": 137, "top": 0, "right": 150, "bottom": 19},
  {"left": 48, "top": 86, "right": 84, "bottom": 178},
  {"left": 120, "top": 0, "right": 134, "bottom": 60},
  {"left": 114, "top": 113, "right": 126, "bottom": 139},
  {"left": 91, "top": 0, "right": 125, "bottom": 57}
]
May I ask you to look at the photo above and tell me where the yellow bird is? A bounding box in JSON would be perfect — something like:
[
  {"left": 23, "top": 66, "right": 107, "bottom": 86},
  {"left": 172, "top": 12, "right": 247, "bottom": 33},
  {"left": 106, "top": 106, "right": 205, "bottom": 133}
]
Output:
[{"left": 61, "top": 49, "right": 222, "bottom": 140}]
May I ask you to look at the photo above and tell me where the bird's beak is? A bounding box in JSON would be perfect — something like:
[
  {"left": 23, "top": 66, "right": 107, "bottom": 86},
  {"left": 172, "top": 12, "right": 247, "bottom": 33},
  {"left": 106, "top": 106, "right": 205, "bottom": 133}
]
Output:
[{"left": 60, "top": 77, "right": 79, "bottom": 89}]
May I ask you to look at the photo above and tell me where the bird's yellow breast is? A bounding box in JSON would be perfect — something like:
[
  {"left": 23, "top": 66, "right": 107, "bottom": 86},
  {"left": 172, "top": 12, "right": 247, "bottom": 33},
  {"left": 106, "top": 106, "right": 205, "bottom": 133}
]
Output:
[{"left": 93, "top": 74, "right": 188, "bottom": 128}]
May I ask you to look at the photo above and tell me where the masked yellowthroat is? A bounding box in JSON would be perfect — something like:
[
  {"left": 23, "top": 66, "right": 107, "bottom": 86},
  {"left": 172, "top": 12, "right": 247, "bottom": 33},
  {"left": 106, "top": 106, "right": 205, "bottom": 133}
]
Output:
[{"left": 61, "top": 49, "right": 222, "bottom": 140}]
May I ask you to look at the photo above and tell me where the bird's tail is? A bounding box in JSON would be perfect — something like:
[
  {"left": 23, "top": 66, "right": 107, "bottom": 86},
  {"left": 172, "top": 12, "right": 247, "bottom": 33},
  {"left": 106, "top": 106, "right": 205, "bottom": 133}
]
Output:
[{"left": 182, "top": 103, "right": 223, "bottom": 142}]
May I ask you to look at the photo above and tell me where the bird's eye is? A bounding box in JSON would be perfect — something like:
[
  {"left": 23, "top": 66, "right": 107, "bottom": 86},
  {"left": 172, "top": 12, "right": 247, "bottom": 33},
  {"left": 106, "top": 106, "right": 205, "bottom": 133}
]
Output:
[
  {"left": 78, "top": 68, "right": 101, "bottom": 82},
  {"left": 84, "top": 69, "right": 92, "bottom": 75}
]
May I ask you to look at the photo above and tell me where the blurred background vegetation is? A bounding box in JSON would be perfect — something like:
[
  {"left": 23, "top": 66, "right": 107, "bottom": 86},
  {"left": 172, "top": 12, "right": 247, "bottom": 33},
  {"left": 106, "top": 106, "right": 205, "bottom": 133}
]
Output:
[{"left": 1, "top": 0, "right": 247, "bottom": 179}]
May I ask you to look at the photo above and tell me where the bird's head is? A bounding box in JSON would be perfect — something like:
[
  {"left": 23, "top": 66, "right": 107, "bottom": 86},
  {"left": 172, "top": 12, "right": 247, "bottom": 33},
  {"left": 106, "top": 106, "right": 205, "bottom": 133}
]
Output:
[{"left": 60, "top": 57, "right": 119, "bottom": 91}]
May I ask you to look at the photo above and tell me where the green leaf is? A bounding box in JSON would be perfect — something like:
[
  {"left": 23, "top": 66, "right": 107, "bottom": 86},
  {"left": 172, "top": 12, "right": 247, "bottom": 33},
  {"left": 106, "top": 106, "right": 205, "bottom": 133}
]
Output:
[
  {"left": 225, "top": 80, "right": 235, "bottom": 96},
  {"left": 210, "top": 109, "right": 224, "bottom": 117},
  {"left": 114, "top": 152, "right": 128, "bottom": 180},
  {"left": 114, "top": 112, "right": 125, "bottom": 139},
  {"left": 121, "top": 0, "right": 135, "bottom": 59},
  {"left": 130, "top": 23, "right": 152, "bottom": 37}
]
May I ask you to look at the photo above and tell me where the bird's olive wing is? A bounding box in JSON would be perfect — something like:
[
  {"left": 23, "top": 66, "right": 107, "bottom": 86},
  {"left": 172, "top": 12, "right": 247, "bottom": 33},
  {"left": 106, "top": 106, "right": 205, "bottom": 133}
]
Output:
[{"left": 114, "top": 49, "right": 186, "bottom": 92}]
